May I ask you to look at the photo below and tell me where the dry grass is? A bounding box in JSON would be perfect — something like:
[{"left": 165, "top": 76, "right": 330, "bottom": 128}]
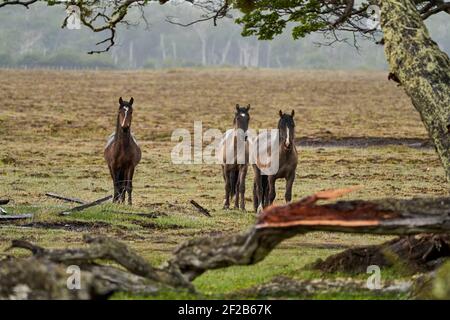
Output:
[{"left": 0, "top": 68, "right": 447, "bottom": 299}]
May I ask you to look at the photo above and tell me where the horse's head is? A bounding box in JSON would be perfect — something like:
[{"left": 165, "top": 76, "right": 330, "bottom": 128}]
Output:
[
  {"left": 118, "top": 97, "right": 134, "bottom": 132},
  {"left": 278, "top": 110, "right": 295, "bottom": 150},
  {"left": 233, "top": 104, "right": 251, "bottom": 132}
]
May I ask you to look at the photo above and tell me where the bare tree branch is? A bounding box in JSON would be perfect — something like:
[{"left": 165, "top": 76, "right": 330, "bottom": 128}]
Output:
[{"left": 0, "top": 0, "right": 38, "bottom": 9}]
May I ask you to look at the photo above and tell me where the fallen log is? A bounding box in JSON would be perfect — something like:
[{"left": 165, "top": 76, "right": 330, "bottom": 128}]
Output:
[
  {"left": 0, "top": 199, "right": 10, "bottom": 205},
  {"left": 189, "top": 200, "right": 211, "bottom": 217},
  {"left": 45, "top": 193, "right": 86, "bottom": 204},
  {"left": 0, "top": 214, "right": 33, "bottom": 221},
  {"left": 3, "top": 188, "right": 450, "bottom": 299},
  {"left": 59, "top": 195, "right": 112, "bottom": 216},
  {"left": 254, "top": 188, "right": 450, "bottom": 235},
  {"left": 171, "top": 188, "right": 450, "bottom": 280},
  {"left": 9, "top": 235, "right": 192, "bottom": 290},
  {"left": 313, "top": 234, "right": 450, "bottom": 274}
]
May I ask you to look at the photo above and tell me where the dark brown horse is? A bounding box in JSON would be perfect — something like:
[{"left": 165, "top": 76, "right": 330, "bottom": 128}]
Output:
[
  {"left": 217, "top": 104, "right": 251, "bottom": 210},
  {"left": 252, "top": 110, "right": 298, "bottom": 212},
  {"left": 104, "top": 97, "right": 141, "bottom": 205}
]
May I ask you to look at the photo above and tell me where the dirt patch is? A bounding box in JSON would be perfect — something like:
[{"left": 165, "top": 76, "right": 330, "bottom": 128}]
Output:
[
  {"left": 21, "top": 221, "right": 110, "bottom": 232},
  {"left": 298, "top": 137, "right": 431, "bottom": 149}
]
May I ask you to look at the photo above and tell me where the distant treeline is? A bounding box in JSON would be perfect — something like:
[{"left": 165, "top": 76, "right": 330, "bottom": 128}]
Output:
[
  {"left": 0, "top": 52, "right": 116, "bottom": 69},
  {"left": 0, "top": 51, "right": 222, "bottom": 69},
  {"left": 0, "top": 3, "right": 448, "bottom": 70}
]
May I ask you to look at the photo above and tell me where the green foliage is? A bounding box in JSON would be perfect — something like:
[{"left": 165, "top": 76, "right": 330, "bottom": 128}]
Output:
[
  {"left": 233, "top": 0, "right": 257, "bottom": 14},
  {"left": 235, "top": 0, "right": 326, "bottom": 40}
]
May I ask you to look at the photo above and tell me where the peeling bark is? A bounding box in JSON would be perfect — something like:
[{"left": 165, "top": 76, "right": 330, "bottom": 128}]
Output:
[{"left": 381, "top": 0, "right": 450, "bottom": 181}]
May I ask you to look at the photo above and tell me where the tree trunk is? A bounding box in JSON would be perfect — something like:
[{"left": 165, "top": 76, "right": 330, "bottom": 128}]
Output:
[{"left": 381, "top": 0, "right": 450, "bottom": 181}]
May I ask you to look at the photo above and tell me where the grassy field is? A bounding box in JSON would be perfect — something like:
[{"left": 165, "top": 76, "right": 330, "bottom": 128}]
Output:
[{"left": 0, "top": 68, "right": 448, "bottom": 299}]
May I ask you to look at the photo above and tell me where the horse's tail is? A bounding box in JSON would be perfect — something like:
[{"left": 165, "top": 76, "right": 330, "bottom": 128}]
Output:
[{"left": 229, "top": 170, "right": 238, "bottom": 198}]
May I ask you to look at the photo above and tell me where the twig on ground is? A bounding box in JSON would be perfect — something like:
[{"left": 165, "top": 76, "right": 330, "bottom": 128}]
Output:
[
  {"left": 45, "top": 193, "right": 86, "bottom": 204},
  {"left": 0, "top": 214, "right": 33, "bottom": 220},
  {"left": 190, "top": 200, "right": 211, "bottom": 217},
  {"left": 59, "top": 195, "right": 112, "bottom": 216}
]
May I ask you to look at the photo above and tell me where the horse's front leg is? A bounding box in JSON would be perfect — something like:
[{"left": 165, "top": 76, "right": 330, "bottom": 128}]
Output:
[
  {"left": 268, "top": 175, "right": 277, "bottom": 206},
  {"left": 234, "top": 169, "right": 240, "bottom": 210},
  {"left": 126, "top": 167, "right": 135, "bottom": 206},
  {"left": 253, "top": 181, "right": 258, "bottom": 212},
  {"left": 119, "top": 181, "right": 126, "bottom": 203},
  {"left": 109, "top": 166, "right": 118, "bottom": 203},
  {"left": 223, "top": 166, "right": 230, "bottom": 210},
  {"left": 116, "top": 169, "right": 126, "bottom": 203},
  {"left": 112, "top": 169, "right": 121, "bottom": 203},
  {"left": 238, "top": 165, "right": 248, "bottom": 211},
  {"left": 253, "top": 166, "right": 263, "bottom": 213},
  {"left": 285, "top": 173, "right": 295, "bottom": 203}
]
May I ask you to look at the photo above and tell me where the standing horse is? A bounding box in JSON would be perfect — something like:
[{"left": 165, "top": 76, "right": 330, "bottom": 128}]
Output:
[
  {"left": 252, "top": 110, "right": 298, "bottom": 212},
  {"left": 104, "top": 97, "right": 141, "bottom": 205},
  {"left": 217, "top": 104, "right": 251, "bottom": 210}
]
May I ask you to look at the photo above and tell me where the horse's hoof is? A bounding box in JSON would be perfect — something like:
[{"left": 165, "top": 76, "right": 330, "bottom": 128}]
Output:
[
  {"left": 257, "top": 204, "right": 263, "bottom": 214},
  {"left": 223, "top": 206, "right": 230, "bottom": 210}
]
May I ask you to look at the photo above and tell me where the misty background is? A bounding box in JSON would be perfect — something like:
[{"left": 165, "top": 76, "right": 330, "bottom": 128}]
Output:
[{"left": 0, "top": 1, "right": 448, "bottom": 70}]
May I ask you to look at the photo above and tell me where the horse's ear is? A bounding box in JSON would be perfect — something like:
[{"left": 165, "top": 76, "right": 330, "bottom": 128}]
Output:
[
  {"left": 291, "top": 109, "right": 295, "bottom": 117},
  {"left": 130, "top": 97, "right": 134, "bottom": 105},
  {"left": 246, "top": 104, "right": 251, "bottom": 111},
  {"left": 119, "top": 97, "right": 123, "bottom": 105},
  {"left": 236, "top": 104, "right": 240, "bottom": 111},
  {"left": 279, "top": 110, "right": 283, "bottom": 117}
]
